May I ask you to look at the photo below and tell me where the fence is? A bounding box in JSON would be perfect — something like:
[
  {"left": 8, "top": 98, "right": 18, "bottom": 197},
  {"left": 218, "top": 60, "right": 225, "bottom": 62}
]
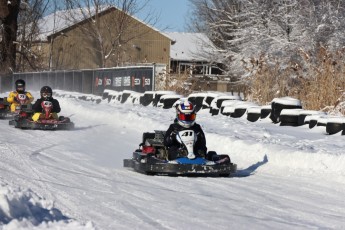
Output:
[{"left": 0, "top": 65, "right": 155, "bottom": 94}]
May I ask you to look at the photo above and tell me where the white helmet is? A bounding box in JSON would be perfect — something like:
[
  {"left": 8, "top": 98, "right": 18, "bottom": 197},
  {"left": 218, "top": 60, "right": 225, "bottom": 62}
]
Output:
[{"left": 176, "top": 101, "right": 196, "bottom": 128}]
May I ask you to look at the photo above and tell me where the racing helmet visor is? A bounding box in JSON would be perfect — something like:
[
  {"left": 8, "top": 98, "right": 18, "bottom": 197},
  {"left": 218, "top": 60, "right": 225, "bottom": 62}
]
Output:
[
  {"left": 178, "top": 112, "right": 196, "bottom": 122},
  {"left": 42, "top": 92, "right": 52, "bottom": 98},
  {"left": 16, "top": 84, "right": 25, "bottom": 92}
]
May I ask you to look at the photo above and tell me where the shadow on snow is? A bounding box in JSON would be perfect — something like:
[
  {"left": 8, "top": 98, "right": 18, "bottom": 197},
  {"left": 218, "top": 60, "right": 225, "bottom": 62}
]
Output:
[{"left": 232, "top": 154, "right": 268, "bottom": 178}]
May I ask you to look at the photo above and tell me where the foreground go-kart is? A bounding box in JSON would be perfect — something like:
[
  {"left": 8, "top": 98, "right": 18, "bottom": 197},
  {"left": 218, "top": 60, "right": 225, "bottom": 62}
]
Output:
[
  {"left": 124, "top": 130, "right": 237, "bottom": 177},
  {"left": 0, "top": 94, "right": 29, "bottom": 119},
  {"left": 0, "top": 97, "right": 12, "bottom": 119},
  {"left": 9, "top": 101, "right": 74, "bottom": 130}
]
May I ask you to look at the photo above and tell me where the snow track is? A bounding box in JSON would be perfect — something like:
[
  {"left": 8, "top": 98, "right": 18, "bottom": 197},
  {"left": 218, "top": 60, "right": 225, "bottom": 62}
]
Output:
[{"left": 0, "top": 92, "right": 345, "bottom": 229}]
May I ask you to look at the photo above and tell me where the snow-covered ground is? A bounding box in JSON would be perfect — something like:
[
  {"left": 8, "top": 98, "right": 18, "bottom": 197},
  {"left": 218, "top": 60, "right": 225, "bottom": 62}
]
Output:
[{"left": 0, "top": 91, "right": 344, "bottom": 230}]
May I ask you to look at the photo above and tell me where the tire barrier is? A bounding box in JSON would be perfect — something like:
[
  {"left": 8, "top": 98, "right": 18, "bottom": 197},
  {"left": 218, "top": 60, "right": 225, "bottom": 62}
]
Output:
[
  {"left": 246, "top": 107, "right": 262, "bottom": 122},
  {"left": 326, "top": 122, "right": 345, "bottom": 135},
  {"left": 260, "top": 105, "right": 271, "bottom": 119},
  {"left": 157, "top": 95, "right": 183, "bottom": 109},
  {"left": 279, "top": 109, "right": 304, "bottom": 126},
  {"left": 97, "top": 89, "right": 345, "bottom": 136},
  {"left": 140, "top": 91, "right": 155, "bottom": 106},
  {"left": 269, "top": 97, "right": 302, "bottom": 123},
  {"left": 187, "top": 93, "right": 207, "bottom": 112}
]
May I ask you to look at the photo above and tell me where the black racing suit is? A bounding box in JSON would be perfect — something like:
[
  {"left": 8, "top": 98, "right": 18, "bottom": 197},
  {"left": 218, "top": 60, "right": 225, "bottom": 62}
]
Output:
[
  {"left": 164, "top": 122, "right": 207, "bottom": 160},
  {"left": 32, "top": 98, "right": 61, "bottom": 113}
]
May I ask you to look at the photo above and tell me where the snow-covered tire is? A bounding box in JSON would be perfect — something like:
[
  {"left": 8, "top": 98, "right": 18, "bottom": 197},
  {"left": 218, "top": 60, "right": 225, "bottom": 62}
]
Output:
[
  {"left": 326, "top": 122, "right": 344, "bottom": 135},
  {"left": 247, "top": 113, "right": 260, "bottom": 122},
  {"left": 309, "top": 120, "right": 317, "bottom": 129},
  {"left": 260, "top": 108, "right": 271, "bottom": 119},
  {"left": 232, "top": 108, "right": 246, "bottom": 118},
  {"left": 270, "top": 102, "right": 302, "bottom": 124},
  {"left": 280, "top": 114, "right": 303, "bottom": 126}
]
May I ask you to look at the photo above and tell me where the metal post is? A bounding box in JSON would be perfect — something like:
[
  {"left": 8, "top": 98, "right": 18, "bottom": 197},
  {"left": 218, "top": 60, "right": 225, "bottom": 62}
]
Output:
[
  {"left": 81, "top": 71, "right": 84, "bottom": 93},
  {"left": 63, "top": 71, "right": 66, "bottom": 90},
  {"left": 152, "top": 63, "right": 155, "bottom": 91},
  {"left": 72, "top": 71, "right": 74, "bottom": 92},
  {"left": 92, "top": 70, "right": 94, "bottom": 94}
]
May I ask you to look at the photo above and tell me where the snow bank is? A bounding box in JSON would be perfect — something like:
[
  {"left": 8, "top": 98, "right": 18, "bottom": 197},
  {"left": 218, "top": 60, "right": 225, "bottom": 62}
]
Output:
[{"left": 0, "top": 182, "right": 95, "bottom": 230}]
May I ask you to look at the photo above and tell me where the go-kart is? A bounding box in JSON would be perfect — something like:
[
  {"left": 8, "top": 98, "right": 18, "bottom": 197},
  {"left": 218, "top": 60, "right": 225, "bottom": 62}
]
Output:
[
  {"left": 0, "top": 94, "right": 29, "bottom": 119},
  {"left": 124, "top": 130, "right": 237, "bottom": 177},
  {"left": 0, "top": 97, "right": 11, "bottom": 119},
  {"left": 9, "top": 100, "right": 74, "bottom": 130}
]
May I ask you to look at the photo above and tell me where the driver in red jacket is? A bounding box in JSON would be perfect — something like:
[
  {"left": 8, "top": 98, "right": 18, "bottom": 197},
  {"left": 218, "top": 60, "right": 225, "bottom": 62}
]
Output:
[{"left": 32, "top": 86, "right": 61, "bottom": 121}]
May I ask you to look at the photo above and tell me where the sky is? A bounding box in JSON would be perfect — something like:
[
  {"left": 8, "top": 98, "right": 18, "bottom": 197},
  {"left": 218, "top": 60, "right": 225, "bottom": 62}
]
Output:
[
  {"left": 0, "top": 90, "right": 345, "bottom": 229},
  {"left": 137, "top": 0, "right": 191, "bottom": 32}
]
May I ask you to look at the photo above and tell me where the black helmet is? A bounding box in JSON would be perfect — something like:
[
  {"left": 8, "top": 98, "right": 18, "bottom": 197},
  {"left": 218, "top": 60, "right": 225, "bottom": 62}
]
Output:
[
  {"left": 40, "top": 86, "right": 53, "bottom": 100},
  {"left": 15, "top": 79, "right": 25, "bottom": 93}
]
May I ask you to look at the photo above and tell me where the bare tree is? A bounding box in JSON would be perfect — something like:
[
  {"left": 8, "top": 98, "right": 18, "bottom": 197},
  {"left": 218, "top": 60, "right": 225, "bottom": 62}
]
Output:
[
  {"left": 187, "top": 0, "right": 345, "bottom": 77},
  {"left": 16, "top": 0, "right": 51, "bottom": 71},
  {"left": 0, "top": 0, "right": 21, "bottom": 73},
  {"left": 187, "top": 0, "right": 243, "bottom": 74},
  {"left": 0, "top": 0, "right": 56, "bottom": 73}
]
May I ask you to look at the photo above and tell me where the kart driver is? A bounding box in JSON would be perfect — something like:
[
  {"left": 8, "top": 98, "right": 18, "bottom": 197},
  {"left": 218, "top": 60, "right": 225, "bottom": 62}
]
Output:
[
  {"left": 32, "top": 86, "right": 61, "bottom": 121},
  {"left": 164, "top": 100, "right": 207, "bottom": 160},
  {"left": 7, "top": 79, "right": 34, "bottom": 112}
]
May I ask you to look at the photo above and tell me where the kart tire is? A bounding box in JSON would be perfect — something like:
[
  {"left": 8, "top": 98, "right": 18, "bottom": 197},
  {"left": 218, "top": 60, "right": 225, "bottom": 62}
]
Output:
[{"left": 219, "top": 173, "right": 230, "bottom": 177}]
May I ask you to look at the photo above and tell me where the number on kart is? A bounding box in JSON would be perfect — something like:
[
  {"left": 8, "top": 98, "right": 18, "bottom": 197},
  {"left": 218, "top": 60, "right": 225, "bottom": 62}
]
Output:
[{"left": 17, "top": 94, "right": 26, "bottom": 100}]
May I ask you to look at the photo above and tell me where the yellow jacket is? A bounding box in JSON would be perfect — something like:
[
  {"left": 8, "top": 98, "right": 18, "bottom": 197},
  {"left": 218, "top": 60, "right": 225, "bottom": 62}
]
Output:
[{"left": 7, "top": 91, "right": 34, "bottom": 112}]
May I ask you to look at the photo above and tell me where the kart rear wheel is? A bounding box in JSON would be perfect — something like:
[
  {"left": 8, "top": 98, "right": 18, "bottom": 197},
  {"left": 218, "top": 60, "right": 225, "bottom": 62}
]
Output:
[{"left": 219, "top": 173, "right": 230, "bottom": 177}]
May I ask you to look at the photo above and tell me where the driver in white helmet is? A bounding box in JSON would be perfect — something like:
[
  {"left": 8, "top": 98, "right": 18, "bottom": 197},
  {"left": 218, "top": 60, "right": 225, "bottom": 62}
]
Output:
[{"left": 164, "top": 100, "right": 207, "bottom": 160}]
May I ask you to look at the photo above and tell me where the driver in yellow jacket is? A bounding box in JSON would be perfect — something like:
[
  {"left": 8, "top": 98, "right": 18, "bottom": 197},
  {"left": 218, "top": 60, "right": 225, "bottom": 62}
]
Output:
[{"left": 7, "top": 79, "right": 34, "bottom": 112}]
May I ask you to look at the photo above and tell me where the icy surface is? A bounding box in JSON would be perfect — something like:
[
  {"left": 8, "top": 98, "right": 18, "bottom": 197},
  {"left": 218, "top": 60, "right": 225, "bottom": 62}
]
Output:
[{"left": 0, "top": 90, "right": 345, "bottom": 230}]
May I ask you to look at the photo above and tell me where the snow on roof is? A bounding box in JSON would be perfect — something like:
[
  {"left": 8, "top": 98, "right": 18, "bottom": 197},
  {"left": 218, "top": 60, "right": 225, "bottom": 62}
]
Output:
[
  {"left": 37, "top": 7, "right": 95, "bottom": 41},
  {"left": 165, "top": 32, "right": 216, "bottom": 62},
  {"left": 38, "top": 6, "right": 170, "bottom": 42}
]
